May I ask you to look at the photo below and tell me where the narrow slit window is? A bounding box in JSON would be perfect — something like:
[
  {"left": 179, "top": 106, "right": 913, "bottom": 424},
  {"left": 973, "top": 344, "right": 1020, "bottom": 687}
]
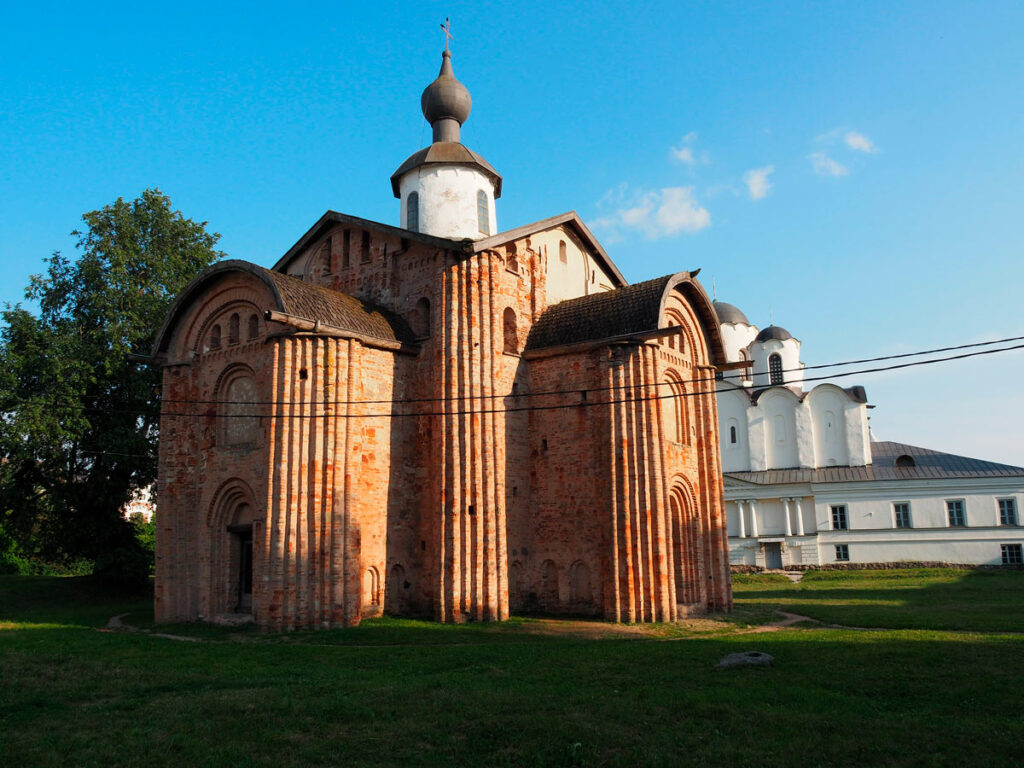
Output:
[
  {"left": 407, "top": 191, "right": 419, "bottom": 232},
  {"left": 503, "top": 307, "right": 518, "bottom": 354},
  {"left": 477, "top": 190, "right": 490, "bottom": 235}
]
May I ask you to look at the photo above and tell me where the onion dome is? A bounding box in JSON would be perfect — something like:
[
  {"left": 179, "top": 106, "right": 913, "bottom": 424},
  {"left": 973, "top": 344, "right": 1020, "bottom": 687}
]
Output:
[
  {"left": 421, "top": 50, "right": 472, "bottom": 143},
  {"left": 755, "top": 325, "right": 793, "bottom": 343},
  {"left": 713, "top": 300, "right": 750, "bottom": 326}
]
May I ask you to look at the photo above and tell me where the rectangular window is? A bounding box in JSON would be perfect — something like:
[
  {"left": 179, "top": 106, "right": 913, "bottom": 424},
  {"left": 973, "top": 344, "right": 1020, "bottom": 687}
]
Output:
[
  {"left": 947, "top": 499, "right": 966, "bottom": 527},
  {"left": 361, "top": 231, "right": 371, "bottom": 263},
  {"left": 998, "top": 498, "right": 1018, "bottom": 526},
  {"left": 1001, "top": 544, "right": 1023, "bottom": 566},
  {"left": 831, "top": 504, "right": 848, "bottom": 531},
  {"left": 835, "top": 544, "right": 850, "bottom": 562},
  {"left": 893, "top": 502, "right": 912, "bottom": 529}
]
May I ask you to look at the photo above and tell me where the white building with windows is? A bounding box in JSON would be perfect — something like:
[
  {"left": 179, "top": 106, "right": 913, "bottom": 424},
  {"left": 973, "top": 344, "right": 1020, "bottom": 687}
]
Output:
[{"left": 712, "top": 301, "right": 1024, "bottom": 569}]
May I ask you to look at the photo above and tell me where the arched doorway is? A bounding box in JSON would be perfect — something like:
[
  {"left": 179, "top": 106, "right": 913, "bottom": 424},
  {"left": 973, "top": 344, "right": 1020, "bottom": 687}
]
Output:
[{"left": 208, "top": 480, "right": 259, "bottom": 617}]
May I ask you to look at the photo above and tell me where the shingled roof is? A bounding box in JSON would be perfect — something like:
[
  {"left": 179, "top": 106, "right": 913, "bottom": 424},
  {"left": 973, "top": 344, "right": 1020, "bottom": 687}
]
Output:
[
  {"left": 725, "top": 440, "right": 1024, "bottom": 486},
  {"left": 153, "top": 259, "right": 415, "bottom": 358},
  {"left": 524, "top": 272, "right": 726, "bottom": 363}
]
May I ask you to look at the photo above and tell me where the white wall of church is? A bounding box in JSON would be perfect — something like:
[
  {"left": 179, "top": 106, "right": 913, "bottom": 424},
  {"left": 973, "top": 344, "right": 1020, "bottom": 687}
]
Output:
[
  {"left": 537, "top": 230, "right": 614, "bottom": 304},
  {"left": 808, "top": 386, "right": 850, "bottom": 467},
  {"left": 399, "top": 165, "right": 497, "bottom": 240},
  {"left": 719, "top": 322, "right": 758, "bottom": 371},
  {"left": 719, "top": 388, "right": 751, "bottom": 472},
  {"left": 760, "top": 389, "right": 800, "bottom": 469}
]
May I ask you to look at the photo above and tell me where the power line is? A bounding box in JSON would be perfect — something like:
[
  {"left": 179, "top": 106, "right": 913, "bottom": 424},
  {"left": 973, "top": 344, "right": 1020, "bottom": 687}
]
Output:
[
  {"left": 4, "top": 335, "right": 1022, "bottom": 419},
  {"left": 146, "top": 340, "right": 1024, "bottom": 420},
  {"left": 151, "top": 332, "right": 1024, "bottom": 409}
]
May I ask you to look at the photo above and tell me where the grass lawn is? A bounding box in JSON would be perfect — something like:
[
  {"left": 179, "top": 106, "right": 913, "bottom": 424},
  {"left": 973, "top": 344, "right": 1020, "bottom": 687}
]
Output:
[
  {"left": 1, "top": 571, "right": 1022, "bottom": 767},
  {"left": 732, "top": 567, "right": 1024, "bottom": 632}
]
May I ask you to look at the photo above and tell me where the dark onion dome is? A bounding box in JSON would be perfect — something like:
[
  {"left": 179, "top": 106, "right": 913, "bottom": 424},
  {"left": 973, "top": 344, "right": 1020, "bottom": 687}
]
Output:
[
  {"left": 712, "top": 300, "right": 750, "bottom": 326},
  {"left": 755, "top": 325, "right": 793, "bottom": 343},
  {"left": 421, "top": 49, "right": 471, "bottom": 134},
  {"left": 392, "top": 49, "right": 502, "bottom": 198}
]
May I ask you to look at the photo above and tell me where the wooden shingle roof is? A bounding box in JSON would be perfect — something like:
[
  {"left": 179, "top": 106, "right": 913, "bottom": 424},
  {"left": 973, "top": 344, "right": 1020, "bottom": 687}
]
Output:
[
  {"left": 524, "top": 272, "right": 726, "bottom": 364},
  {"left": 265, "top": 269, "right": 415, "bottom": 344},
  {"left": 153, "top": 260, "right": 415, "bottom": 358}
]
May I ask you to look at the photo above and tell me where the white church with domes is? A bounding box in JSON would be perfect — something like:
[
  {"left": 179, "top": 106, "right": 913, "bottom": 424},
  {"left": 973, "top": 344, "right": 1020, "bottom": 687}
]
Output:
[{"left": 711, "top": 301, "right": 1024, "bottom": 570}]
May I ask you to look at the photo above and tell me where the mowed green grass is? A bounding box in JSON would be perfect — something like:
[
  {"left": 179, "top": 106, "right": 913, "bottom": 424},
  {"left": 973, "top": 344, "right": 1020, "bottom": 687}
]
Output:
[
  {"left": 1, "top": 571, "right": 1022, "bottom": 768},
  {"left": 732, "top": 567, "right": 1024, "bottom": 632}
]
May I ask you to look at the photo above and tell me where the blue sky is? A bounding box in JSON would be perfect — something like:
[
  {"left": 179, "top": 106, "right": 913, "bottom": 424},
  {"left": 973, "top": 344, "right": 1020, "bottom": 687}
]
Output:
[{"left": 2, "top": 1, "right": 1023, "bottom": 462}]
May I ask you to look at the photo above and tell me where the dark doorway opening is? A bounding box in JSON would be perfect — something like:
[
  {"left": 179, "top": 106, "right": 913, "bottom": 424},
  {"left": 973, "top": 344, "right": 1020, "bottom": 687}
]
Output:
[
  {"left": 228, "top": 524, "right": 253, "bottom": 613},
  {"left": 764, "top": 542, "right": 783, "bottom": 570}
]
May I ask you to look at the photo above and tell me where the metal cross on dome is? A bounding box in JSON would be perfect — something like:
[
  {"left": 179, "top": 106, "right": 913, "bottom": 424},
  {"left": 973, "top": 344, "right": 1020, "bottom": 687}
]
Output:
[{"left": 440, "top": 17, "right": 454, "bottom": 50}]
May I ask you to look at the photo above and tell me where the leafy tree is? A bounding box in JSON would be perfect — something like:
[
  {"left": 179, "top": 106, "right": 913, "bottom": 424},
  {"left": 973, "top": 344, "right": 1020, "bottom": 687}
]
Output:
[{"left": 0, "top": 189, "right": 223, "bottom": 585}]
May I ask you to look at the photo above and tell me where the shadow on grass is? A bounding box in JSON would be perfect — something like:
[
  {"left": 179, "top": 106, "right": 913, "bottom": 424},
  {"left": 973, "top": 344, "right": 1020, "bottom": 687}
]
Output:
[
  {"left": 2, "top": 617, "right": 1024, "bottom": 768},
  {"left": 733, "top": 568, "right": 1024, "bottom": 632},
  {"left": 0, "top": 575, "right": 153, "bottom": 629}
]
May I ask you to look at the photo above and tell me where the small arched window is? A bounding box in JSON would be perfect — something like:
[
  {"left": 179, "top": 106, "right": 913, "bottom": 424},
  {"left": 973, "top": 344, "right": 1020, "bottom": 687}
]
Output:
[
  {"left": 477, "top": 190, "right": 490, "bottom": 235},
  {"left": 228, "top": 313, "right": 240, "bottom": 345},
  {"left": 412, "top": 297, "right": 431, "bottom": 338},
  {"left": 505, "top": 244, "right": 518, "bottom": 272},
  {"left": 769, "top": 353, "right": 784, "bottom": 385},
  {"left": 559, "top": 240, "right": 567, "bottom": 264},
  {"left": 248, "top": 314, "right": 259, "bottom": 340},
  {"left": 730, "top": 425, "right": 737, "bottom": 444},
  {"left": 222, "top": 371, "right": 260, "bottom": 447},
  {"left": 662, "top": 375, "right": 687, "bottom": 443},
  {"left": 407, "top": 191, "right": 419, "bottom": 232},
  {"left": 895, "top": 454, "right": 916, "bottom": 468},
  {"left": 209, "top": 324, "right": 222, "bottom": 350},
  {"left": 503, "top": 307, "right": 518, "bottom": 354}
]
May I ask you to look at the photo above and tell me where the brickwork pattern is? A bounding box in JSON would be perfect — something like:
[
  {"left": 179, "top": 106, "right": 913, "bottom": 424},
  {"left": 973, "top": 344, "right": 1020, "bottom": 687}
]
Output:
[{"left": 155, "top": 219, "right": 732, "bottom": 628}]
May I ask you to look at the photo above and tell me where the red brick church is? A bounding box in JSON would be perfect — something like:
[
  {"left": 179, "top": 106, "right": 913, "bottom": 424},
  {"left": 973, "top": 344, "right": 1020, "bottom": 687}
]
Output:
[{"left": 152, "top": 46, "right": 732, "bottom": 629}]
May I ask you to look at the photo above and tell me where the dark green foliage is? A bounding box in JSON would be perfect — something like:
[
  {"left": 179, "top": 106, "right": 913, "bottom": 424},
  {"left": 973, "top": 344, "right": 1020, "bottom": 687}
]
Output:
[{"left": 0, "top": 190, "right": 222, "bottom": 585}]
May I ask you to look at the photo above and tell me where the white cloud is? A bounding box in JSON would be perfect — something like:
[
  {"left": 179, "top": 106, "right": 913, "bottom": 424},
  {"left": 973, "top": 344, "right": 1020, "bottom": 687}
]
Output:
[
  {"left": 844, "top": 130, "right": 878, "bottom": 153},
  {"left": 809, "top": 151, "right": 849, "bottom": 177},
  {"left": 743, "top": 165, "right": 774, "bottom": 200},
  {"left": 592, "top": 185, "right": 711, "bottom": 239},
  {"left": 670, "top": 131, "right": 699, "bottom": 164},
  {"left": 671, "top": 145, "right": 695, "bottom": 164}
]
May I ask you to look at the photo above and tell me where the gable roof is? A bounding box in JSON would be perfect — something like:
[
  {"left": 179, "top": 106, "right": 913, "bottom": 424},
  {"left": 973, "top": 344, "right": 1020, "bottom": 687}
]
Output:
[
  {"left": 472, "top": 211, "right": 627, "bottom": 288},
  {"left": 274, "top": 210, "right": 628, "bottom": 289},
  {"left": 274, "top": 211, "right": 467, "bottom": 274},
  {"left": 524, "top": 271, "right": 726, "bottom": 364},
  {"left": 152, "top": 260, "right": 416, "bottom": 359},
  {"left": 724, "top": 440, "right": 1024, "bottom": 486}
]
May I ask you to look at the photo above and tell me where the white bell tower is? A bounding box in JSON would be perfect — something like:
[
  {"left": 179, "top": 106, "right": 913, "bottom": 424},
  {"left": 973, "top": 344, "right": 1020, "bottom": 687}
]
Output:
[{"left": 391, "top": 39, "right": 502, "bottom": 240}]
